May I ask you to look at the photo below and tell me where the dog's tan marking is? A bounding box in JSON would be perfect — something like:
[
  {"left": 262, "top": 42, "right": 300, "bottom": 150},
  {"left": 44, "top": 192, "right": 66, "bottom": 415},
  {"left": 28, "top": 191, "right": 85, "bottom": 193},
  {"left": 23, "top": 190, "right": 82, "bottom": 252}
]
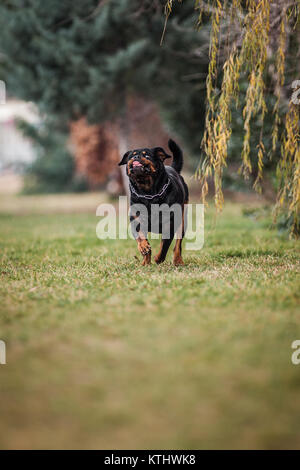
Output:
[
  {"left": 173, "top": 239, "right": 184, "bottom": 266},
  {"left": 130, "top": 214, "right": 152, "bottom": 264},
  {"left": 136, "top": 235, "right": 151, "bottom": 265},
  {"left": 137, "top": 237, "right": 151, "bottom": 256},
  {"left": 127, "top": 157, "right": 135, "bottom": 175},
  {"left": 173, "top": 204, "right": 185, "bottom": 266},
  {"left": 142, "top": 252, "right": 151, "bottom": 266}
]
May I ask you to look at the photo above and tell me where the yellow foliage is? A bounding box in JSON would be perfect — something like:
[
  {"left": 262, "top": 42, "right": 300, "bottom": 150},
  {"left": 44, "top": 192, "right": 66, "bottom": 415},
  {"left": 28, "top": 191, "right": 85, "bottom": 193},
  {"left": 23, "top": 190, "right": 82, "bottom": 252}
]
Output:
[{"left": 165, "top": 0, "right": 300, "bottom": 237}]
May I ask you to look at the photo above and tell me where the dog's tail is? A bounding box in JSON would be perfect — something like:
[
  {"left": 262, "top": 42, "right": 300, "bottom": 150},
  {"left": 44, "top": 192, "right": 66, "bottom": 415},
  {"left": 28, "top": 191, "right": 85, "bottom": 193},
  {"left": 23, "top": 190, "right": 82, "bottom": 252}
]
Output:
[{"left": 169, "top": 139, "right": 183, "bottom": 174}]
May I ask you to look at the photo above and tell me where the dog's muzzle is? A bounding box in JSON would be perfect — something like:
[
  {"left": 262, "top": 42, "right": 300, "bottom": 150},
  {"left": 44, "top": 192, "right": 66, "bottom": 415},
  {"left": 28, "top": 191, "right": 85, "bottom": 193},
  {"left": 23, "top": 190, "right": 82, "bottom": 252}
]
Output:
[{"left": 131, "top": 160, "right": 145, "bottom": 174}]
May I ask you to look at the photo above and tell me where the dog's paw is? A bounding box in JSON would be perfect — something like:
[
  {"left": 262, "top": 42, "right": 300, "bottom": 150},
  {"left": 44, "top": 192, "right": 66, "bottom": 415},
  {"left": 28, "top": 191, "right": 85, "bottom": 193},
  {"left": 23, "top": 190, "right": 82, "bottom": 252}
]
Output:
[
  {"left": 173, "top": 256, "right": 184, "bottom": 266},
  {"left": 138, "top": 239, "right": 151, "bottom": 256}
]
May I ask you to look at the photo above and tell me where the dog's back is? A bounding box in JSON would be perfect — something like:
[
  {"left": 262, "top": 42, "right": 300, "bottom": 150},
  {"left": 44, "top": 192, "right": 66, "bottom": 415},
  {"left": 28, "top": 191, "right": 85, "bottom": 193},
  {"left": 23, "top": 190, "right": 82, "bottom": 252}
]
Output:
[{"left": 165, "top": 165, "right": 189, "bottom": 205}]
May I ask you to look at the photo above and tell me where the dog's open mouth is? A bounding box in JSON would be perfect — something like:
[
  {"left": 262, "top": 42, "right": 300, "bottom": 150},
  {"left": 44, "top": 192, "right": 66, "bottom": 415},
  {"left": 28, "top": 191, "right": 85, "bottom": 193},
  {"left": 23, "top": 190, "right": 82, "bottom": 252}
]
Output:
[
  {"left": 132, "top": 161, "right": 143, "bottom": 168},
  {"left": 129, "top": 160, "right": 150, "bottom": 175},
  {"left": 131, "top": 162, "right": 145, "bottom": 175},
  {"left": 128, "top": 156, "right": 156, "bottom": 182}
]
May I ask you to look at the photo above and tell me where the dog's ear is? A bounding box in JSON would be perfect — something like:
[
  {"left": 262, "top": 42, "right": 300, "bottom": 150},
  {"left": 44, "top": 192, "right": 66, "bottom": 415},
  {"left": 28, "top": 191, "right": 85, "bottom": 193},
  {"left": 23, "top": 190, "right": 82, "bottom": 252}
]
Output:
[
  {"left": 118, "top": 151, "right": 130, "bottom": 166},
  {"left": 153, "top": 147, "right": 172, "bottom": 162}
]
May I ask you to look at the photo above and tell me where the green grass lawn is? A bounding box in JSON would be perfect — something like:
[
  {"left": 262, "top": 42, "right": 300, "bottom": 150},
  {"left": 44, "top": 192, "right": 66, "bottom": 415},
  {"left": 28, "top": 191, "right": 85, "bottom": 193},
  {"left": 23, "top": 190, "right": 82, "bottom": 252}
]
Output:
[{"left": 0, "top": 193, "right": 299, "bottom": 449}]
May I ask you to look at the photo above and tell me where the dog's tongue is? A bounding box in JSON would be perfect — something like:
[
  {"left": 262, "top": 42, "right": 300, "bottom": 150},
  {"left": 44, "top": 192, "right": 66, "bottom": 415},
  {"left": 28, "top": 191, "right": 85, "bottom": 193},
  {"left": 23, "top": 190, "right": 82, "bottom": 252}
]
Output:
[{"left": 133, "top": 161, "right": 142, "bottom": 167}]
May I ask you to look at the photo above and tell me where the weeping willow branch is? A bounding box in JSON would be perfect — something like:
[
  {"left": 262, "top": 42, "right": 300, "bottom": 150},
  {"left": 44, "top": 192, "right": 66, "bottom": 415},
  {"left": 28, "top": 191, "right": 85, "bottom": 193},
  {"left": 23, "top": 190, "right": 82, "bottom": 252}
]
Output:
[{"left": 165, "top": 0, "right": 300, "bottom": 237}]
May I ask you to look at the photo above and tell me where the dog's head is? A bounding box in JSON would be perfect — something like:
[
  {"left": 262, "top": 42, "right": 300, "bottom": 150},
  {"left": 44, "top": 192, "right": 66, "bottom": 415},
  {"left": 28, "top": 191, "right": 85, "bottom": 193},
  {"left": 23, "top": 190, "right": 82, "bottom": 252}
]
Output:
[{"left": 118, "top": 147, "right": 171, "bottom": 191}]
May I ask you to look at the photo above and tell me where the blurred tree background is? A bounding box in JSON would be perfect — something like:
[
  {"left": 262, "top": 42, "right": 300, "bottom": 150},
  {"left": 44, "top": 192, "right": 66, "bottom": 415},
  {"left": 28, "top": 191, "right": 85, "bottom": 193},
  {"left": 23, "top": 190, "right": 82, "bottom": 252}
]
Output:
[
  {"left": 0, "top": 0, "right": 299, "bottom": 233},
  {"left": 0, "top": 0, "right": 208, "bottom": 192}
]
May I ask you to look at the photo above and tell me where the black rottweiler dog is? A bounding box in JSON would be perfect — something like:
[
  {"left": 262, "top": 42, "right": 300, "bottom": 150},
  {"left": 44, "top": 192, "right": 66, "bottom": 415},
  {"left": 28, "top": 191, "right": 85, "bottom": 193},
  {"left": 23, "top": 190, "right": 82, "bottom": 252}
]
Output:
[{"left": 118, "top": 139, "right": 189, "bottom": 265}]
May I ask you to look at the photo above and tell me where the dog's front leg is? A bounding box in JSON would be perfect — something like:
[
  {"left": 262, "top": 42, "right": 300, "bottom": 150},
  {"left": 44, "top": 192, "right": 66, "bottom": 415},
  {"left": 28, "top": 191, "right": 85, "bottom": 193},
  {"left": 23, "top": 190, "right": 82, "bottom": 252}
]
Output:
[
  {"left": 154, "top": 237, "right": 173, "bottom": 264},
  {"left": 130, "top": 214, "right": 151, "bottom": 265},
  {"left": 173, "top": 204, "right": 186, "bottom": 266},
  {"left": 137, "top": 235, "right": 151, "bottom": 265},
  {"left": 155, "top": 221, "right": 175, "bottom": 264}
]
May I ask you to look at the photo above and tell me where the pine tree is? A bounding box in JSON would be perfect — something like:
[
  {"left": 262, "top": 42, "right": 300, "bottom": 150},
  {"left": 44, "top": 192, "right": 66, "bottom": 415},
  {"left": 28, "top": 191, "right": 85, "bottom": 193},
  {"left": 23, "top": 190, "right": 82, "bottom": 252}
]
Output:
[{"left": 0, "top": 0, "right": 209, "bottom": 159}]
